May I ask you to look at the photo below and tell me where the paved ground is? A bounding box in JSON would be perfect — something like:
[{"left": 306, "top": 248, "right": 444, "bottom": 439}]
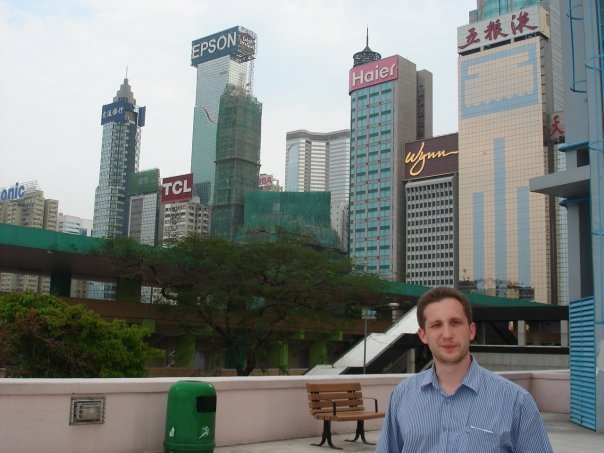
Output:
[{"left": 215, "top": 413, "right": 604, "bottom": 452}]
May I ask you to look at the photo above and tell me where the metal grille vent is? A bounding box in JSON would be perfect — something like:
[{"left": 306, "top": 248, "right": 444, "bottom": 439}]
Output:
[{"left": 70, "top": 397, "right": 105, "bottom": 425}]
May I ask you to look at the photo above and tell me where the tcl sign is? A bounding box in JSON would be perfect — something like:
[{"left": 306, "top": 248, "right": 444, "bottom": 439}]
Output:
[{"left": 161, "top": 174, "right": 193, "bottom": 204}]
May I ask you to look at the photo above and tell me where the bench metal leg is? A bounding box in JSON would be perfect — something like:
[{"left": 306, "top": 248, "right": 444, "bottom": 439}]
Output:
[
  {"left": 311, "top": 420, "right": 342, "bottom": 450},
  {"left": 345, "top": 420, "right": 375, "bottom": 445}
]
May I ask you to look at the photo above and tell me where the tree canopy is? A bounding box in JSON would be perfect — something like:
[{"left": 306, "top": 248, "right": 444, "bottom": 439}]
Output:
[
  {"left": 99, "top": 234, "right": 391, "bottom": 375},
  {"left": 0, "top": 292, "right": 161, "bottom": 378}
]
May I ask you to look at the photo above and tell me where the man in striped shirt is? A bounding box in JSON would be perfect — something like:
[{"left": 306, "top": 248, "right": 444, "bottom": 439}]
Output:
[{"left": 376, "top": 287, "right": 553, "bottom": 452}]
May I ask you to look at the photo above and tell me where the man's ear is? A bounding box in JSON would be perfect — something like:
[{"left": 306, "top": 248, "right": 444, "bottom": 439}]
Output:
[
  {"left": 469, "top": 322, "right": 477, "bottom": 341},
  {"left": 417, "top": 327, "right": 428, "bottom": 345}
]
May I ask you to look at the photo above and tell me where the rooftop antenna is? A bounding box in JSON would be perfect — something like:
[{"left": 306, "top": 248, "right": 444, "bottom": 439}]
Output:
[
  {"left": 125, "top": 65, "right": 128, "bottom": 80},
  {"left": 366, "top": 26, "right": 369, "bottom": 47}
]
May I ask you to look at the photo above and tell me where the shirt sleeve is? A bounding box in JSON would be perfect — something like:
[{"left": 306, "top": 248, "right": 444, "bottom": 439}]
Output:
[
  {"left": 376, "top": 384, "right": 404, "bottom": 453},
  {"left": 513, "top": 393, "right": 554, "bottom": 453}
]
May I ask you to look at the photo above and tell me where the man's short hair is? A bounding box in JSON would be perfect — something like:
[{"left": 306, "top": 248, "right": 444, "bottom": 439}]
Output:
[{"left": 416, "top": 286, "right": 472, "bottom": 329}]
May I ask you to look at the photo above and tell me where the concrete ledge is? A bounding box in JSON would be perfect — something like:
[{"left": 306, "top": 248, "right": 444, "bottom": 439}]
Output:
[{"left": 0, "top": 370, "right": 569, "bottom": 453}]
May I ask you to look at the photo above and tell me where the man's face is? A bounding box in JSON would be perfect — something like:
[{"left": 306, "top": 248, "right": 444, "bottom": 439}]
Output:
[{"left": 417, "top": 297, "right": 476, "bottom": 366}]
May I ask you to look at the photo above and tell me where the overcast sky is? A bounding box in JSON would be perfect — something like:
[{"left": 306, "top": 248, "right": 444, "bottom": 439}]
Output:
[{"left": 0, "top": 0, "right": 475, "bottom": 220}]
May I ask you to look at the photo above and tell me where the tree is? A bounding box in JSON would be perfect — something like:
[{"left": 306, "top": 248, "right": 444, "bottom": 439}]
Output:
[
  {"left": 0, "top": 292, "right": 162, "bottom": 378},
  {"left": 99, "top": 234, "right": 390, "bottom": 376}
]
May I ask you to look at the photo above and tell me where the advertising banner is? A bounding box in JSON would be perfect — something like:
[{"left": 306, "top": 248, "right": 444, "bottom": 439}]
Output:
[
  {"left": 404, "top": 134, "right": 459, "bottom": 180},
  {"left": 191, "top": 26, "right": 256, "bottom": 66},
  {"left": 101, "top": 100, "right": 134, "bottom": 125},
  {"left": 161, "top": 174, "right": 194, "bottom": 204},
  {"left": 457, "top": 5, "right": 549, "bottom": 54},
  {"left": 0, "top": 182, "right": 26, "bottom": 203},
  {"left": 349, "top": 55, "right": 398, "bottom": 93}
]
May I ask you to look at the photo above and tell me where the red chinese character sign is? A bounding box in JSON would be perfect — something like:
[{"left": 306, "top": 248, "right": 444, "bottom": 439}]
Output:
[
  {"left": 549, "top": 112, "right": 565, "bottom": 144},
  {"left": 458, "top": 5, "right": 548, "bottom": 53}
]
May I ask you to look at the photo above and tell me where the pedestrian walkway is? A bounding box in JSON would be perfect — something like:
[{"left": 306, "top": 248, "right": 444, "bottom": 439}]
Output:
[{"left": 215, "top": 413, "right": 603, "bottom": 452}]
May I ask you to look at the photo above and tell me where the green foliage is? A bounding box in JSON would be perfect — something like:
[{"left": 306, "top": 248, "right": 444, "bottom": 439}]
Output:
[
  {"left": 98, "top": 234, "right": 389, "bottom": 375},
  {"left": 0, "top": 292, "right": 162, "bottom": 378}
]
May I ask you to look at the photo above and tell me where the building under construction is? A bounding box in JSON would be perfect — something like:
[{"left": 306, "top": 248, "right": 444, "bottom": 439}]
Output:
[{"left": 211, "top": 84, "right": 262, "bottom": 239}]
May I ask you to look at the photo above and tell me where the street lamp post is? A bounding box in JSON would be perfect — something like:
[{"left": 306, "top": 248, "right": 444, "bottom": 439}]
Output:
[{"left": 362, "top": 302, "right": 400, "bottom": 374}]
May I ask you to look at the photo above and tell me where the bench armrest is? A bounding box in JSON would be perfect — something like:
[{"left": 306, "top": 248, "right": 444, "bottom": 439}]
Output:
[{"left": 319, "top": 396, "right": 379, "bottom": 415}]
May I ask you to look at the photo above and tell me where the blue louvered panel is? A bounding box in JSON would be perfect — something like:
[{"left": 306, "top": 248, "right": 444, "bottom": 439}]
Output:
[{"left": 569, "top": 296, "right": 596, "bottom": 430}]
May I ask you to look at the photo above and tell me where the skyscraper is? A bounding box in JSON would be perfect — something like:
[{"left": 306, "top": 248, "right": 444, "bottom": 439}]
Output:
[
  {"left": 93, "top": 78, "right": 146, "bottom": 239},
  {"left": 457, "top": 1, "right": 565, "bottom": 302},
  {"left": 285, "top": 129, "right": 350, "bottom": 249},
  {"left": 211, "top": 84, "right": 262, "bottom": 239},
  {"left": 91, "top": 78, "right": 145, "bottom": 300},
  {"left": 190, "top": 26, "right": 257, "bottom": 205},
  {"left": 348, "top": 42, "right": 433, "bottom": 279},
  {"left": 403, "top": 133, "right": 459, "bottom": 288}
]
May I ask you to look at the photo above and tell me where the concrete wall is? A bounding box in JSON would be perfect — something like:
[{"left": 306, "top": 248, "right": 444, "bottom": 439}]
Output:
[
  {"left": 0, "top": 371, "right": 570, "bottom": 453},
  {"left": 473, "top": 352, "right": 569, "bottom": 371}
]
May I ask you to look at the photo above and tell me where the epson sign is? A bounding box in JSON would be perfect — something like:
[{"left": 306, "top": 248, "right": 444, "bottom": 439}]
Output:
[
  {"left": 0, "top": 182, "right": 26, "bottom": 203},
  {"left": 191, "top": 26, "right": 247, "bottom": 66}
]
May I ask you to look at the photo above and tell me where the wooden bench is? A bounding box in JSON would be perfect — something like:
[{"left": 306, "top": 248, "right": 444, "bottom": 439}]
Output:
[{"left": 306, "top": 382, "right": 385, "bottom": 449}]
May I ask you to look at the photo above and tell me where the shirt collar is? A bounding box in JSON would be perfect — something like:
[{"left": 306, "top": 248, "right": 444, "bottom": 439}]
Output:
[{"left": 420, "top": 355, "right": 481, "bottom": 394}]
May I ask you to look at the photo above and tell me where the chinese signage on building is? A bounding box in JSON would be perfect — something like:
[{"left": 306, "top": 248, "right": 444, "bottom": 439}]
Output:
[
  {"left": 404, "top": 133, "right": 459, "bottom": 180},
  {"left": 457, "top": 5, "right": 549, "bottom": 54},
  {"left": 549, "top": 112, "right": 565, "bottom": 144},
  {"left": 101, "top": 100, "right": 134, "bottom": 125},
  {"left": 349, "top": 55, "right": 398, "bottom": 93},
  {"left": 161, "top": 174, "right": 193, "bottom": 204}
]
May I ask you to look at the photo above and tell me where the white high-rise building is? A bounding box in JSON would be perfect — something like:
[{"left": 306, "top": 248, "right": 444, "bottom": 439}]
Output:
[
  {"left": 0, "top": 181, "right": 58, "bottom": 293},
  {"left": 58, "top": 213, "right": 93, "bottom": 236},
  {"left": 285, "top": 129, "right": 350, "bottom": 249}
]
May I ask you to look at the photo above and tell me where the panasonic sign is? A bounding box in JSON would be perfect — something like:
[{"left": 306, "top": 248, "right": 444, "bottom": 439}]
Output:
[
  {"left": 0, "top": 182, "right": 26, "bottom": 203},
  {"left": 191, "top": 27, "right": 240, "bottom": 66}
]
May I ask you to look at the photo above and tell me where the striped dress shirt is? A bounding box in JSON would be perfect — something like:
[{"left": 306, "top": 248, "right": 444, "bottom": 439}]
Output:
[{"left": 376, "top": 357, "right": 553, "bottom": 453}]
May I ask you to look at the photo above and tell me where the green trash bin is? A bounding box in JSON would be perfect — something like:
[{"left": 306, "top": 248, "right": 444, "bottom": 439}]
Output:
[{"left": 164, "top": 381, "right": 217, "bottom": 453}]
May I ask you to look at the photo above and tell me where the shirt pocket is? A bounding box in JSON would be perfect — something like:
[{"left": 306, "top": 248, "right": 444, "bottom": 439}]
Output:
[{"left": 454, "top": 427, "right": 504, "bottom": 453}]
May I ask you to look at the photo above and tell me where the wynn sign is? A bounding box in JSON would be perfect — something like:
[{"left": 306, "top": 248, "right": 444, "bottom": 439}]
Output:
[{"left": 403, "top": 134, "right": 459, "bottom": 180}]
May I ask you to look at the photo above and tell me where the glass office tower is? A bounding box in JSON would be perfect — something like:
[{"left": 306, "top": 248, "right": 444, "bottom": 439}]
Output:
[
  {"left": 91, "top": 78, "right": 145, "bottom": 300},
  {"left": 93, "top": 78, "right": 145, "bottom": 239},
  {"left": 190, "top": 26, "right": 257, "bottom": 205},
  {"left": 349, "top": 43, "right": 433, "bottom": 279}
]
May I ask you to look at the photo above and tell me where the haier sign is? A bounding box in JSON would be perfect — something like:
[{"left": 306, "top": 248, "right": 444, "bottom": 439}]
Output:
[
  {"left": 161, "top": 173, "right": 193, "bottom": 204},
  {"left": 191, "top": 26, "right": 256, "bottom": 66},
  {"left": 349, "top": 55, "right": 398, "bottom": 93}
]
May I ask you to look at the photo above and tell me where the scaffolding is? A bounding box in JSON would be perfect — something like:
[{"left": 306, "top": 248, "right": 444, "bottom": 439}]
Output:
[
  {"left": 240, "top": 191, "right": 341, "bottom": 249},
  {"left": 211, "top": 84, "right": 262, "bottom": 239}
]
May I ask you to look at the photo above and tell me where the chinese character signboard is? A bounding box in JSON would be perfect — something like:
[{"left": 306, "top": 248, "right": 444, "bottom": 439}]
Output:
[
  {"left": 549, "top": 112, "right": 565, "bottom": 144},
  {"left": 404, "top": 133, "right": 459, "bottom": 181},
  {"left": 457, "top": 5, "right": 549, "bottom": 54},
  {"left": 100, "top": 100, "right": 134, "bottom": 125},
  {"left": 161, "top": 174, "right": 194, "bottom": 204},
  {"left": 349, "top": 55, "right": 398, "bottom": 93}
]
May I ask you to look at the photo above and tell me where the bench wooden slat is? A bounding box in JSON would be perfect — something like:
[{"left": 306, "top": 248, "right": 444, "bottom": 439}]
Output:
[{"left": 305, "top": 382, "right": 384, "bottom": 448}]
